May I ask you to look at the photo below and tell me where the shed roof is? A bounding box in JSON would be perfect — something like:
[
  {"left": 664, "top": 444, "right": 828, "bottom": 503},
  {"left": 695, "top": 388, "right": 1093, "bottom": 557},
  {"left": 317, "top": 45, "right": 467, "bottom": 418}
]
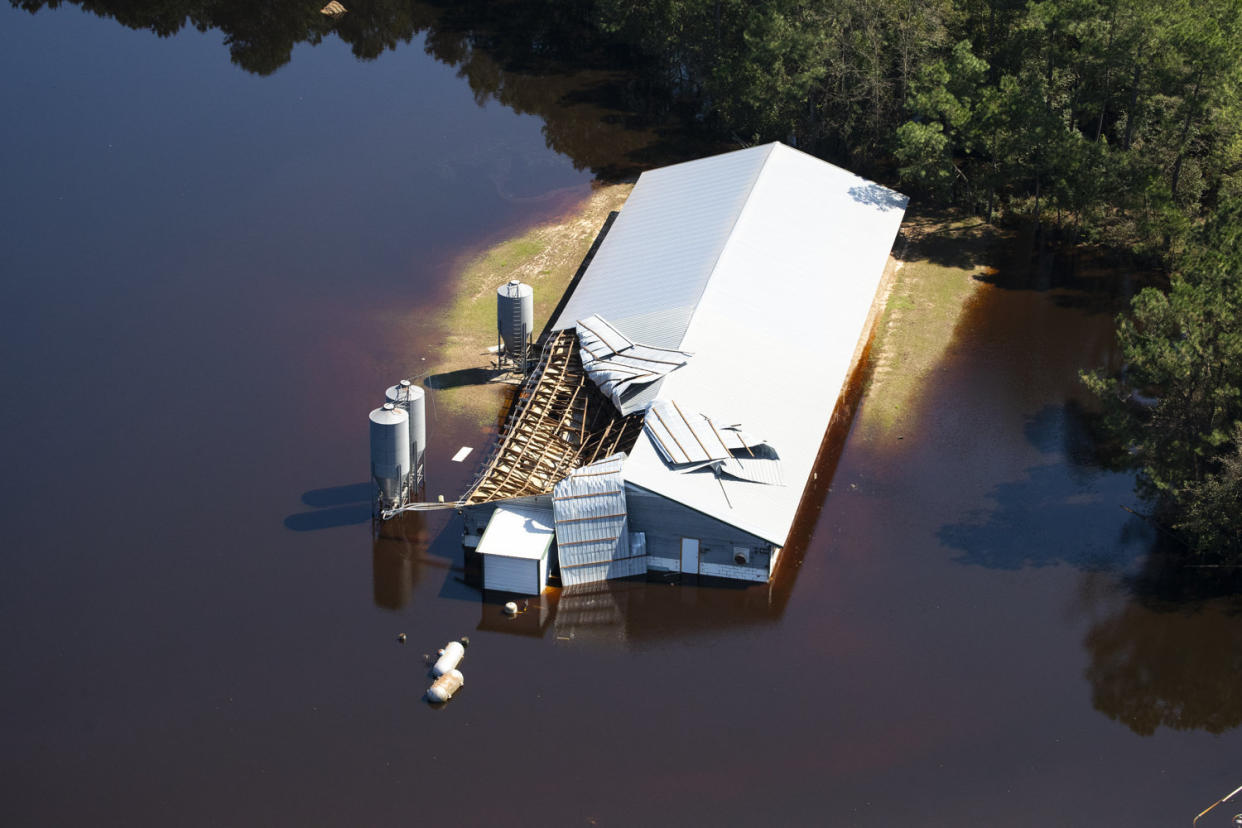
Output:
[
  {"left": 552, "top": 142, "right": 907, "bottom": 546},
  {"left": 476, "top": 504, "right": 555, "bottom": 560}
]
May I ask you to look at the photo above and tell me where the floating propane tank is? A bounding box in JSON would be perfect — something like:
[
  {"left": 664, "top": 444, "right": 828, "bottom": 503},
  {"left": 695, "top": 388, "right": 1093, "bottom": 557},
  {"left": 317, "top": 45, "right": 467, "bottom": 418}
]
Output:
[
  {"left": 431, "top": 637, "right": 468, "bottom": 677},
  {"left": 426, "top": 669, "right": 464, "bottom": 704}
]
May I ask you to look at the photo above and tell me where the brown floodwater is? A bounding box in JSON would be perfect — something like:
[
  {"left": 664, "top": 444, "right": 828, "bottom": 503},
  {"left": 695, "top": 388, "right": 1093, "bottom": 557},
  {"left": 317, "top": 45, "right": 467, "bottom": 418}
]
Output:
[{"left": 3, "top": 3, "right": 1241, "bottom": 827}]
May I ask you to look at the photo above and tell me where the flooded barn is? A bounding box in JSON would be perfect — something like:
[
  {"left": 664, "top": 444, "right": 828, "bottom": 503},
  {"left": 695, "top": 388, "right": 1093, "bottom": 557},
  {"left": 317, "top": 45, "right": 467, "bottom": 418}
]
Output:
[{"left": 461, "top": 141, "right": 908, "bottom": 590}]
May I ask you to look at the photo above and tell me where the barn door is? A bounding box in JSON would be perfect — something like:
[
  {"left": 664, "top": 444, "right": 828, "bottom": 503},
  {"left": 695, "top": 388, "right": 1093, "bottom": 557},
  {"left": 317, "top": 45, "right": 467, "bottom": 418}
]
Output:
[{"left": 680, "top": 538, "right": 699, "bottom": 574}]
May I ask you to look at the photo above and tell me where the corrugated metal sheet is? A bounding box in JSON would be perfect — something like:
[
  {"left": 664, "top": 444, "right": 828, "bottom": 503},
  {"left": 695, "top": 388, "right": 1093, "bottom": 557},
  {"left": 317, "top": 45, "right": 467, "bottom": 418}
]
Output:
[
  {"left": 644, "top": 399, "right": 731, "bottom": 465},
  {"left": 550, "top": 145, "right": 775, "bottom": 348},
  {"left": 577, "top": 313, "right": 633, "bottom": 355},
  {"left": 552, "top": 454, "right": 644, "bottom": 586},
  {"left": 717, "top": 445, "right": 784, "bottom": 487},
  {"left": 642, "top": 400, "right": 783, "bottom": 486},
  {"left": 576, "top": 314, "right": 692, "bottom": 416}
]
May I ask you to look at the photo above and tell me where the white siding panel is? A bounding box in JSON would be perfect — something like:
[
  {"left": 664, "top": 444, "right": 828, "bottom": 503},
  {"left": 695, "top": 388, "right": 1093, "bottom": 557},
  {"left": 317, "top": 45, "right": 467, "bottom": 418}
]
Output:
[
  {"left": 484, "top": 555, "right": 541, "bottom": 595},
  {"left": 699, "top": 561, "right": 769, "bottom": 582}
]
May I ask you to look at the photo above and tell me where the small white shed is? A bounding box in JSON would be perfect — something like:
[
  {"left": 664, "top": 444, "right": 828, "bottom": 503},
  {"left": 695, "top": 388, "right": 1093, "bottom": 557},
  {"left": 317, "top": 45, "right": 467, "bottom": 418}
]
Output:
[{"left": 477, "top": 504, "right": 554, "bottom": 595}]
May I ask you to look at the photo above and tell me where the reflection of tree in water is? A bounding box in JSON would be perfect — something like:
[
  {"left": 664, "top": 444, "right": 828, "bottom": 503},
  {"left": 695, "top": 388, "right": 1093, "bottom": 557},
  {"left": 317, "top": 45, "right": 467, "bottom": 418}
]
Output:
[
  {"left": 14, "top": 0, "right": 717, "bottom": 177},
  {"left": 1082, "top": 560, "right": 1242, "bottom": 737}
]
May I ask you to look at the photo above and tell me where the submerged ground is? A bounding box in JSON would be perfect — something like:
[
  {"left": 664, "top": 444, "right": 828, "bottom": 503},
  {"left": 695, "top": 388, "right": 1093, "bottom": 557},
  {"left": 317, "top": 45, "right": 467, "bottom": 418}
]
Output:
[{"left": 3, "top": 4, "right": 1241, "bottom": 827}]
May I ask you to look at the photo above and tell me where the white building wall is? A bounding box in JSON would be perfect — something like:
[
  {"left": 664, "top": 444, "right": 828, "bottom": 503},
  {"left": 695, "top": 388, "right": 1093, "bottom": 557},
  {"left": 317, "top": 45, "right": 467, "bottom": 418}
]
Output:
[{"left": 484, "top": 555, "right": 542, "bottom": 595}]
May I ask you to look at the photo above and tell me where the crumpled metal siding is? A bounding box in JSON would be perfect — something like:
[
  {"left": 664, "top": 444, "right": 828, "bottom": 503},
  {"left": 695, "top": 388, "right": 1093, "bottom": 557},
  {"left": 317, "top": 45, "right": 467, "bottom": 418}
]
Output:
[
  {"left": 576, "top": 315, "right": 692, "bottom": 416},
  {"left": 552, "top": 454, "right": 645, "bottom": 586}
]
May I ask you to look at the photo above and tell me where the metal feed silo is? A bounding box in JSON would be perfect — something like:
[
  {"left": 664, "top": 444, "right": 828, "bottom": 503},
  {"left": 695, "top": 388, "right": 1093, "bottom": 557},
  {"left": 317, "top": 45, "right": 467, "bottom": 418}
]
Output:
[
  {"left": 385, "top": 379, "right": 426, "bottom": 481},
  {"left": 496, "top": 280, "right": 534, "bottom": 366},
  {"left": 369, "top": 403, "right": 410, "bottom": 510}
]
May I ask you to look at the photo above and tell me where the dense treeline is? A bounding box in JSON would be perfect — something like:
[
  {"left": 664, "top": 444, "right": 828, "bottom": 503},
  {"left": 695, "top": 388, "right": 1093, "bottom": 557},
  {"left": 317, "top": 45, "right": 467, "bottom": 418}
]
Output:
[
  {"left": 1084, "top": 198, "right": 1242, "bottom": 560},
  {"left": 16, "top": 0, "right": 1242, "bottom": 556},
  {"left": 598, "top": 0, "right": 1242, "bottom": 249}
]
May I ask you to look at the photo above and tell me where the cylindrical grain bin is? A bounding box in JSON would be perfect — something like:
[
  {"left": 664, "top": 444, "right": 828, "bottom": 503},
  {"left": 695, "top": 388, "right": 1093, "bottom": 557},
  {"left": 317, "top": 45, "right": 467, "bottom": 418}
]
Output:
[
  {"left": 385, "top": 379, "right": 426, "bottom": 477},
  {"left": 496, "top": 280, "right": 534, "bottom": 362},
  {"left": 369, "top": 403, "right": 410, "bottom": 510}
]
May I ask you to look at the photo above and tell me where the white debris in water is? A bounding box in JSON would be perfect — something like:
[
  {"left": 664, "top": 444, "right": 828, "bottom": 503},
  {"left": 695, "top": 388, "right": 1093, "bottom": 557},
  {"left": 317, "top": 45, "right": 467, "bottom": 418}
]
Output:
[{"left": 451, "top": 447, "right": 473, "bottom": 462}]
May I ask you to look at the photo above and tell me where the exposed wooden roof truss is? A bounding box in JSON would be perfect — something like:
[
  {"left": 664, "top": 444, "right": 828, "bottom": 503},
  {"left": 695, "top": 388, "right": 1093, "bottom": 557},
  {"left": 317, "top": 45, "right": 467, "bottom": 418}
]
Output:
[{"left": 463, "top": 330, "right": 644, "bottom": 504}]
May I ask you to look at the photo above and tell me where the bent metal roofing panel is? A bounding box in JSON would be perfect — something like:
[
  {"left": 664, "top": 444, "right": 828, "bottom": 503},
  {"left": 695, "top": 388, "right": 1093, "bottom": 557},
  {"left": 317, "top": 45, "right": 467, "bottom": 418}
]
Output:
[
  {"left": 553, "top": 142, "right": 907, "bottom": 547},
  {"left": 552, "top": 454, "right": 645, "bottom": 586}
]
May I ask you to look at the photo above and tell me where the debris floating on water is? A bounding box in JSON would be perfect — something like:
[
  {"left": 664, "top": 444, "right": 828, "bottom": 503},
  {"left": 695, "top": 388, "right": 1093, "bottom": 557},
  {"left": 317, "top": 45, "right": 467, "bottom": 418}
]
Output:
[
  {"left": 320, "top": 1, "right": 346, "bottom": 17},
  {"left": 504, "top": 601, "right": 518, "bottom": 616},
  {"left": 426, "top": 669, "right": 464, "bottom": 704},
  {"left": 431, "top": 638, "right": 467, "bottom": 677},
  {"left": 397, "top": 633, "right": 407, "bottom": 643}
]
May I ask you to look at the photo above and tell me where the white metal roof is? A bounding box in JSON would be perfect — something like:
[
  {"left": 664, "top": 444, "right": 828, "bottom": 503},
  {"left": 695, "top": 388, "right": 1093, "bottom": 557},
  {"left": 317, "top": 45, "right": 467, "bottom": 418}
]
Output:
[
  {"left": 551, "top": 145, "right": 771, "bottom": 347},
  {"left": 476, "top": 504, "right": 555, "bottom": 560},
  {"left": 552, "top": 142, "right": 907, "bottom": 547}
]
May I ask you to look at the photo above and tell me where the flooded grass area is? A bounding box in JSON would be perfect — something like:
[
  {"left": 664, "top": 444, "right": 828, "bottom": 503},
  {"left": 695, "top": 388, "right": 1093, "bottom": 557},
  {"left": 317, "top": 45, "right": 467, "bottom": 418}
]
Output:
[
  {"left": 861, "top": 210, "right": 1006, "bottom": 437},
  {"left": 423, "top": 182, "right": 633, "bottom": 424}
]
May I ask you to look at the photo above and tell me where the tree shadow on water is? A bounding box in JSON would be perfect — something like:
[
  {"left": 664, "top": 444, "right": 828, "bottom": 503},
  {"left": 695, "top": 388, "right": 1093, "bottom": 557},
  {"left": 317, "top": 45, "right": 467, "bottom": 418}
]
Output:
[
  {"left": 970, "top": 233, "right": 1157, "bottom": 316},
  {"left": 938, "top": 403, "right": 1149, "bottom": 570},
  {"left": 938, "top": 463, "right": 1152, "bottom": 570}
]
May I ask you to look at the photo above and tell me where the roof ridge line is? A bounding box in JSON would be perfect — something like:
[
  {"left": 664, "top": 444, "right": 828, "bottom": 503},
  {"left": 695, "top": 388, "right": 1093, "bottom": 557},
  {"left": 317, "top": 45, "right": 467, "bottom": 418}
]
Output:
[{"left": 670, "top": 142, "right": 779, "bottom": 350}]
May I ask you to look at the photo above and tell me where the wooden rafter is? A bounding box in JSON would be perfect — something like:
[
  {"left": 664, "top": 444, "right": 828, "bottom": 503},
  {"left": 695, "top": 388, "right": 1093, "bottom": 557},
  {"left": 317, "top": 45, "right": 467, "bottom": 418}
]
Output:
[{"left": 462, "top": 330, "right": 644, "bottom": 504}]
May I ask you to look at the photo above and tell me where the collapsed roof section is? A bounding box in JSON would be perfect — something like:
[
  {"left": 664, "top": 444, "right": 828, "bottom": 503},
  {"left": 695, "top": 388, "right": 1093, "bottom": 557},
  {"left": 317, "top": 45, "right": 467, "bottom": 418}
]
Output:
[
  {"left": 644, "top": 399, "right": 765, "bottom": 465},
  {"left": 643, "top": 398, "right": 784, "bottom": 493},
  {"left": 576, "top": 314, "right": 692, "bottom": 416},
  {"left": 462, "top": 330, "right": 644, "bottom": 504}
]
